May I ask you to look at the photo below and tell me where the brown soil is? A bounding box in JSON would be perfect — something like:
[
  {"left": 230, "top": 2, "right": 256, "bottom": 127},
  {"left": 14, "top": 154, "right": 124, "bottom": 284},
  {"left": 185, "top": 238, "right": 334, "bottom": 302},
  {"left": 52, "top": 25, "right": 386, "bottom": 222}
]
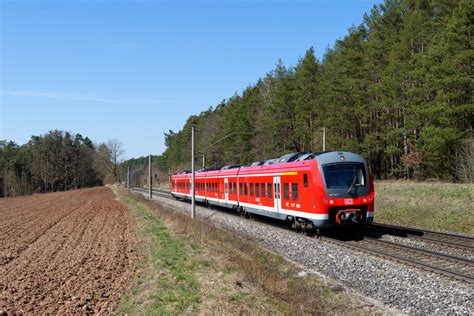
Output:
[{"left": 0, "top": 187, "right": 138, "bottom": 314}]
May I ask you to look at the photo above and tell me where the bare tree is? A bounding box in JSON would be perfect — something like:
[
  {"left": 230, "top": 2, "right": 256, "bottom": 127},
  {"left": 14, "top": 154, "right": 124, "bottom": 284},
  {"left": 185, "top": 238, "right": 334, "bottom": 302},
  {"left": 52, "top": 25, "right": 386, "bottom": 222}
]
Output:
[
  {"left": 95, "top": 139, "right": 125, "bottom": 183},
  {"left": 455, "top": 137, "right": 474, "bottom": 183},
  {"left": 107, "top": 139, "right": 125, "bottom": 181}
]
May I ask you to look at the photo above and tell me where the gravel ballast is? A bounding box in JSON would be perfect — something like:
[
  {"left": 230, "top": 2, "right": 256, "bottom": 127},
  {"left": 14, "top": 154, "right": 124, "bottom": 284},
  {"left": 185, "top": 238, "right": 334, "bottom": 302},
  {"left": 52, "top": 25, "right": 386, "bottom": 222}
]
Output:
[{"left": 137, "top": 191, "right": 473, "bottom": 314}]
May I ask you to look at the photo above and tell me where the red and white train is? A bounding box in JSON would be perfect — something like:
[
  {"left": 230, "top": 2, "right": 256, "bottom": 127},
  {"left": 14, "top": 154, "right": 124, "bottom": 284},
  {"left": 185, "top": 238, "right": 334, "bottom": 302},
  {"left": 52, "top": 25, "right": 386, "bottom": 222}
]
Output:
[{"left": 171, "top": 151, "right": 374, "bottom": 231}]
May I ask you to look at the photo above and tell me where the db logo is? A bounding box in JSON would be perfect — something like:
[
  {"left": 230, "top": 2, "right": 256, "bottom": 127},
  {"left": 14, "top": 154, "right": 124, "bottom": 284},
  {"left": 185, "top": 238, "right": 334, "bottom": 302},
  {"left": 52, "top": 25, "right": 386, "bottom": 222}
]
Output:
[{"left": 344, "top": 198, "right": 353, "bottom": 205}]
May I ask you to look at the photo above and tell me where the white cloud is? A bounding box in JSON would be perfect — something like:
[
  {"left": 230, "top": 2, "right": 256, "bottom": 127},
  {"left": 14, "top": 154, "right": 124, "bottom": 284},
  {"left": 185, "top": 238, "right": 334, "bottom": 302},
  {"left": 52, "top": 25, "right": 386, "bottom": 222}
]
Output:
[{"left": 0, "top": 89, "right": 171, "bottom": 105}]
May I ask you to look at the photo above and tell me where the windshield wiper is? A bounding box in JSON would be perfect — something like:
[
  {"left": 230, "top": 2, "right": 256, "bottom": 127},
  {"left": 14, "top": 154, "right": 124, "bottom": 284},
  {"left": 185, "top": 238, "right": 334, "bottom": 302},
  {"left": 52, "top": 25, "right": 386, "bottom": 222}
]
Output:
[
  {"left": 346, "top": 166, "right": 357, "bottom": 194},
  {"left": 347, "top": 176, "right": 357, "bottom": 194}
]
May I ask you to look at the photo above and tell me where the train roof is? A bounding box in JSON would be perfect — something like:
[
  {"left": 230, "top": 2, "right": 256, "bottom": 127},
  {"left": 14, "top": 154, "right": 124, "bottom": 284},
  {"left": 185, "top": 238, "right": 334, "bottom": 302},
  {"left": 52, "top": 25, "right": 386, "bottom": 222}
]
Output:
[{"left": 172, "top": 151, "right": 366, "bottom": 178}]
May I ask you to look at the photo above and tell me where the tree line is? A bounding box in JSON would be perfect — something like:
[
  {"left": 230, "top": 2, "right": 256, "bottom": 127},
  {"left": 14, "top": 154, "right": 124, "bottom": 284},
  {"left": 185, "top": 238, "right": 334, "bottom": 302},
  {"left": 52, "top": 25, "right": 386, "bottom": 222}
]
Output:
[
  {"left": 146, "top": 0, "right": 472, "bottom": 182},
  {"left": 0, "top": 130, "right": 124, "bottom": 197}
]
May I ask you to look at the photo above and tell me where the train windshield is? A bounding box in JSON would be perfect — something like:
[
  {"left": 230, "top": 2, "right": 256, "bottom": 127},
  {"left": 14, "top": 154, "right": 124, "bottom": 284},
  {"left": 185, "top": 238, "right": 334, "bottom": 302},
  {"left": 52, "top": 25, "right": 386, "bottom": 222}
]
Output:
[{"left": 323, "top": 163, "right": 366, "bottom": 189}]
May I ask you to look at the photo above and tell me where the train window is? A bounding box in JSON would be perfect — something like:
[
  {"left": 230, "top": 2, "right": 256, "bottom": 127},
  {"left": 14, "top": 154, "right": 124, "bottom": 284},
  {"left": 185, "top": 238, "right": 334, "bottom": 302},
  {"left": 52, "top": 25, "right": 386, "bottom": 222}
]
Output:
[
  {"left": 283, "top": 183, "right": 289, "bottom": 200},
  {"left": 250, "top": 183, "right": 254, "bottom": 196},
  {"left": 292, "top": 183, "right": 298, "bottom": 201},
  {"left": 239, "top": 183, "right": 242, "bottom": 195},
  {"left": 244, "top": 183, "right": 248, "bottom": 195},
  {"left": 261, "top": 183, "right": 265, "bottom": 197},
  {"left": 255, "top": 183, "right": 259, "bottom": 197},
  {"left": 303, "top": 174, "right": 308, "bottom": 187},
  {"left": 267, "top": 183, "right": 272, "bottom": 198},
  {"left": 233, "top": 183, "right": 237, "bottom": 194},
  {"left": 225, "top": 182, "right": 228, "bottom": 194}
]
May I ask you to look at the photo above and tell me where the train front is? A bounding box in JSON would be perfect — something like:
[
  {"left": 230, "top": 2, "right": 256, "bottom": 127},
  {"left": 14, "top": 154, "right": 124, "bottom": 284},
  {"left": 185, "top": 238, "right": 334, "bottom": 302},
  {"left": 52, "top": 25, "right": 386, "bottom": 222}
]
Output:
[{"left": 313, "top": 151, "right": 374, "bottom": 228}]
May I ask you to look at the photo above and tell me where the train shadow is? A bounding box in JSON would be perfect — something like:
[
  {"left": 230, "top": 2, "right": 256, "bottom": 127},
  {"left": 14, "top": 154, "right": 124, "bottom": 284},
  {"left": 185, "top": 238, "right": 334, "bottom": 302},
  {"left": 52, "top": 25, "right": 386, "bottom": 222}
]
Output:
[{"left": 362, "top": 224, "right": 425, "bottom": 239}]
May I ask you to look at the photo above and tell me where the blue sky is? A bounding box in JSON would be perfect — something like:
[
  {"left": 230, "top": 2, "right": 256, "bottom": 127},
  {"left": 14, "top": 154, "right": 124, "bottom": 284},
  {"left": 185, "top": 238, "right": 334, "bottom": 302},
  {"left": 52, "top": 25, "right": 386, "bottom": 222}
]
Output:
[{"left": 1, "top": 0, "right": 381, "bottom": 159}]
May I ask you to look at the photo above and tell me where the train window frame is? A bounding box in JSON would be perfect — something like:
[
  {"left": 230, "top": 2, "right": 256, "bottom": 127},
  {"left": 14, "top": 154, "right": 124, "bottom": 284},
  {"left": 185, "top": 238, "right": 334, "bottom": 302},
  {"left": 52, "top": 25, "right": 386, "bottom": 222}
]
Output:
[
  {"left": 250, "top": 183, "right": 254, "bottom": 196},
  {"left": 267, "top": 183, "right": 272, "bottom": 198},
  {"left": 255, "top": 182, "right": 259, "bottom": 197},
  {"left": 244, "top": 183, "right": 248, "bottom": 195},
  {"left": 283, "top": 183, "right": 289, "bottom": 200},
  {"left": 233, "top": 182, "right": 237, "bottom": 194},
  {"left": 261, "top": 183, "right": 265, "bottom": 197},
  {"left": 292, "top": 183, "right": 298, "bottom": 201},
  {"left": 239, "top": 183, "right": 243, "bottom": 195},
  {"left": 303, "top": 174, "right": 308, "bottom": 187}
]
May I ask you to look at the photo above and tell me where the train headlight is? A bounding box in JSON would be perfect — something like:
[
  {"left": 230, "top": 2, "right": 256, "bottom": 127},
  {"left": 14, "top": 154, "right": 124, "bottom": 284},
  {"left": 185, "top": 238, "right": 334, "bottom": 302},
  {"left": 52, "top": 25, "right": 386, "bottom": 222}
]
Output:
[
  {"left": 329, "top": 199, "right": 334, "bottom": 205},
  {"left": 362, "top": 198, "right": 367, "bottom": 203}
]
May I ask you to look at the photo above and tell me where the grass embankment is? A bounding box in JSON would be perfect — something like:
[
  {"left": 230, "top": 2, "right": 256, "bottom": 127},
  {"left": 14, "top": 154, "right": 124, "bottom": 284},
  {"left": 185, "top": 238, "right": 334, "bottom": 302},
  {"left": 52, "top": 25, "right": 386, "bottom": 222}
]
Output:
[
  {"left": 375, "top": 181, "right": 473, "bottom": 235},
  {"left": 112, "top": 186, "right": 375, "bottom": 315}
]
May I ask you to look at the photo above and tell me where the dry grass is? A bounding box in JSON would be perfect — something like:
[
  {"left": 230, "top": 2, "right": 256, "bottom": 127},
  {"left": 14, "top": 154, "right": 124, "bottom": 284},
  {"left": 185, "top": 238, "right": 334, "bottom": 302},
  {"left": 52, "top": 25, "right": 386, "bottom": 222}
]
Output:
[
  {"left": 375, "top": 181, "right": 474, "bottom": 234},
  {"left": 115, "top": 186, "right": 379, "bottom": 315}
]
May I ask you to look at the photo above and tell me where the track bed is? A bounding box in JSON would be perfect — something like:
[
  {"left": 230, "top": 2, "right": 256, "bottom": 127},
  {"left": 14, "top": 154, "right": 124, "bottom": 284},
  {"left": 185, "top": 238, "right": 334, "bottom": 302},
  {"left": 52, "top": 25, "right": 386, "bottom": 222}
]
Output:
[{"left": 0, "top": 187, "right": 138, "bottom": 314}]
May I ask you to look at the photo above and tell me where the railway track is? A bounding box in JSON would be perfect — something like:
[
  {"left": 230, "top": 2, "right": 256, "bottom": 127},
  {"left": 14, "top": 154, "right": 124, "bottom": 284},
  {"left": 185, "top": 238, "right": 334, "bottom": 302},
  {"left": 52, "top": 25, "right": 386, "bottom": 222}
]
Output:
[{"left": 130, "top": 187, "right": 474, "bottom": 284}]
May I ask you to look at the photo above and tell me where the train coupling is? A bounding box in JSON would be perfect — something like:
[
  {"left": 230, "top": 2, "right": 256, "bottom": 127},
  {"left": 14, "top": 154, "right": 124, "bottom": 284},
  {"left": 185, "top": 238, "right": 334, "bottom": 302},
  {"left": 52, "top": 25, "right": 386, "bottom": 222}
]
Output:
[{"left": 335, "top": 209, "right": 361, "bottom": 224}]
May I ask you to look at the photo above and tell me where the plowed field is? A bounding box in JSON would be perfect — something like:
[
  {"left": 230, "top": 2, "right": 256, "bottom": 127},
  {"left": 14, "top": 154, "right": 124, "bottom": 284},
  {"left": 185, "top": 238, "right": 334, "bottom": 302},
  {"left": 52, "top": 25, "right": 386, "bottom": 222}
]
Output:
[{"left": 0, "top": 187, "right": 138, "bottom": 314}]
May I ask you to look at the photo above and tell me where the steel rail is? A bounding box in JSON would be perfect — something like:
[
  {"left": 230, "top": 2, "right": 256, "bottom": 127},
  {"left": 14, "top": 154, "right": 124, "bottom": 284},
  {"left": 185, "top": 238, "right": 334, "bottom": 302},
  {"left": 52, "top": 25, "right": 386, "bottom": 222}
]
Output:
[{"left": 323, "top": 237, "right": 474, "bottom": 285}]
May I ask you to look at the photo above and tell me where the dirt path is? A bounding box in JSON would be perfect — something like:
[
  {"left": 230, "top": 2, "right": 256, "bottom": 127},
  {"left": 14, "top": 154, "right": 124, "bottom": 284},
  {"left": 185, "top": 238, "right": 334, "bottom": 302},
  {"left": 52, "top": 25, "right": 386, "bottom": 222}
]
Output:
[{"left": 0, "top": 187, "right": 138, "bottom": 314}]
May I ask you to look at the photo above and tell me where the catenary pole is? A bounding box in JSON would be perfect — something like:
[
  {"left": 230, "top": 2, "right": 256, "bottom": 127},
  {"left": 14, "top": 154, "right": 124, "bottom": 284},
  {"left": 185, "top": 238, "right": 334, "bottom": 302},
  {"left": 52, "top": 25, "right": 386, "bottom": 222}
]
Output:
[
  {"left": 191, "top": 126, "right": 196, "bottom": 219},
  {"left": 322, "top": 127, "right": 326, "bottom": 151},
  {"left": 127, "top": 165, "right": 130, "bottom": 189},
  {"left": 202, "top": 154, "right": 205, "bottom": 169},
  {"left": 168, "top": 168, "right": 171, "bottom": 191},
  {"left": 148, "top": 154, "right": 152, "bottom": 199}
]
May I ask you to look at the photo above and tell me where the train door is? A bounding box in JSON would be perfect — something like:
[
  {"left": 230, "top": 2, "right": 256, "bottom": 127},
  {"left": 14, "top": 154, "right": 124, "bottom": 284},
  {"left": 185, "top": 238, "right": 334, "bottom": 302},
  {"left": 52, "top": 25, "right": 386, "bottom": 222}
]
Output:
[
  {"left": 224, "top": 178, "right": 229, "bottom": 204},
  {"left": 273, "top": 176, "right": 281, "bottom": 212}
]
